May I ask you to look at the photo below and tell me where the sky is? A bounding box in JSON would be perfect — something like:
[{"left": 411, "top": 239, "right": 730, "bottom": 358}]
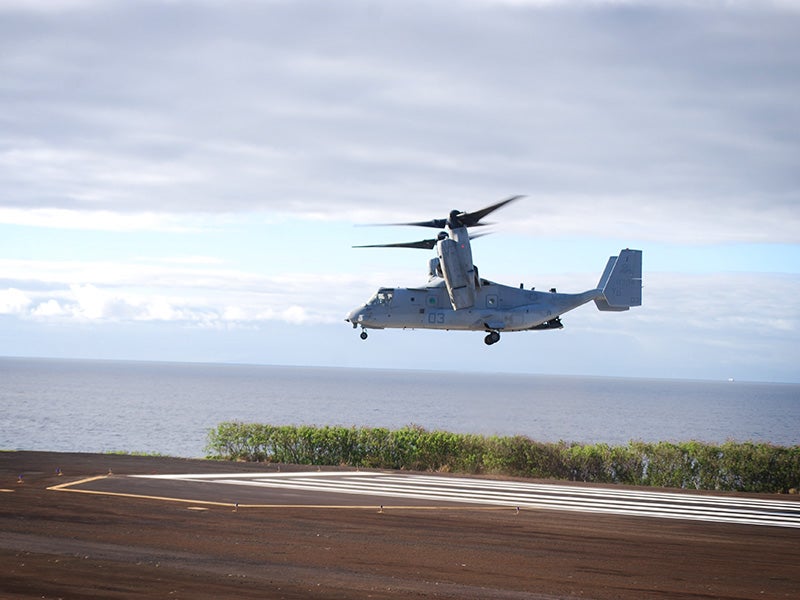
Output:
[{"left": 1, "top": 0, "right": 799, "bottom": 383}]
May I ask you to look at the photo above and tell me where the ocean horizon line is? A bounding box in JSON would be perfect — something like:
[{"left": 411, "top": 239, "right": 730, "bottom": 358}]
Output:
[{"left": 2, "top": 354, "right": 794, "bottom": 386}]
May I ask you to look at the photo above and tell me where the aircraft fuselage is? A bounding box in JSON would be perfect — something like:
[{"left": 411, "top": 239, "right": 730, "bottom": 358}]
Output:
[{"left": 346, "top": 278, "right": 601, "bottom": 333}]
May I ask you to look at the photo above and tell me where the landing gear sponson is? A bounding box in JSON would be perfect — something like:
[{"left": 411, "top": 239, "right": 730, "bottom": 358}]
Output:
[{"left": 357, "top": 327, "right": 500, "bottom": 344}]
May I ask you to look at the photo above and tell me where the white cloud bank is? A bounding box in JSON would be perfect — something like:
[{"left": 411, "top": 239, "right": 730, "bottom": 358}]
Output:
[
  {"left": 0, "top": 1, "right": 797, "bottom": 242},
  {"left": 0, "top": 207, "right": 203, "bottom": 232},
  {"left": 0, "top": 255, "right": 357, "bottom": 327}
]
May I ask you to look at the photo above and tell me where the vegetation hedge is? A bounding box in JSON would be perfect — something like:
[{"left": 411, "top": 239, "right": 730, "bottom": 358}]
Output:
[{"left": 206, "top": 422, "right": 800, "bottom": 493}]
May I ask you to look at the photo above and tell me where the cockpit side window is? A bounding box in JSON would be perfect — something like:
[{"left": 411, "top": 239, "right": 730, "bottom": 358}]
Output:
[{"left": 368, "top": 289, "right": 394, "bottom": 306}]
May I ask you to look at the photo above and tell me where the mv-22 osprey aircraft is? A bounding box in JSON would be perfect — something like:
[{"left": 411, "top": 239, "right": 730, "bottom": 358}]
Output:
[{"left": 346, "top": 196, "right": 641, "bottom": 345}]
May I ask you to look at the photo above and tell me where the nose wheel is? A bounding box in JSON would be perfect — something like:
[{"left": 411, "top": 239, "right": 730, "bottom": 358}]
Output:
[
  {"left": 360, "top": 330, "right": 368, "bottom": 340},
  {"left": 484, "top": 330, "right": 500, "bottom": 345}
]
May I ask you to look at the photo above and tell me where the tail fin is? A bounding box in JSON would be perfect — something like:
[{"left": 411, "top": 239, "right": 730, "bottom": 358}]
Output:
[{"left": 595, "top": 249, "right": 642, "bottom": 311}]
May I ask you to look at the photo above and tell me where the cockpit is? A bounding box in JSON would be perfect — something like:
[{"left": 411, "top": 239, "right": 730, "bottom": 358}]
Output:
[{"left": 367, "top": 288, "right": 394, "bottom": 306}]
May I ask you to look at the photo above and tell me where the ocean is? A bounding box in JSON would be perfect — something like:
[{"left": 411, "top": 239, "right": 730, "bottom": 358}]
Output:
[{"left": 1, "top": 357, "right": 797, "bottom": 458}]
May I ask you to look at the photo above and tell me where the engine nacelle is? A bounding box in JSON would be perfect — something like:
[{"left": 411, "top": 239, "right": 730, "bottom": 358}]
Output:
[{"left": 437, "top": 237, "right": 475, "bottom": 309}]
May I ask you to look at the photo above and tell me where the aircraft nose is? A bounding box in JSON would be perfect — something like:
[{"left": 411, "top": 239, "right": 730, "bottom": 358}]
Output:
[{"left": 345, "top": 307, "right": 361, "bottom": 327}]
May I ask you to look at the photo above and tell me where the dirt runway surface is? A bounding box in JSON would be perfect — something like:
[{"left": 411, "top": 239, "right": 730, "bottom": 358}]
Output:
[{"left": 2, "top": 451, "right": 798, "bottom": 599}]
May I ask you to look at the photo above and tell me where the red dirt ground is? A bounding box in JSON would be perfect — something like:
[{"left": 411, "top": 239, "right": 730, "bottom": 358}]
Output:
[{"left": 1, "top": 451, "right": 798, "bottom": 599}]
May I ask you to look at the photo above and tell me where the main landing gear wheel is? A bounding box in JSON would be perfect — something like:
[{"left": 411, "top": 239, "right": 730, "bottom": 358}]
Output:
[
  {"left": 360, "top": 330, "right": 368, "bottom": 340},
  {"left": 484, "top": 331, "right": 500, "bottom": 345}
]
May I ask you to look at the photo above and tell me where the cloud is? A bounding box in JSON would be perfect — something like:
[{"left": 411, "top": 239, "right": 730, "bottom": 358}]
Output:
[
  {"left": 0, "top": 1, "right": 798, "bottom": 381},
  {"left": 30, "top": 298, "right": 64, "bottom": 317},
  {"left": 0, "top": 254, "right": 357, "bottom": 327},
  {"left": 0, "top": 287, "right": 30, "bottom": 314},
  {"left": 0, "top": 207, "right": 205, "bottom": 232},
  {"left": 0, "top": 0, "right": 96, "bottom": 12},
  {"left": 0, "top": 1, "right": 797, "bottom": 243},
  {"left": 4, "top": 247, "right": 798, "bottom": 342}
]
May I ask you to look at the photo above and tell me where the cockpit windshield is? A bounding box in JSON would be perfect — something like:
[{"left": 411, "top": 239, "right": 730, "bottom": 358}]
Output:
[{"left": 368, "top": 288, "right": 394, "bottom": 306}]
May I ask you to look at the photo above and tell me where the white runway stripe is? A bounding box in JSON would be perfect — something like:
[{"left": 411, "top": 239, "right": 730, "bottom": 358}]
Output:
[{"left": 134, "top": 472, "right": 800, "bottom": 528}]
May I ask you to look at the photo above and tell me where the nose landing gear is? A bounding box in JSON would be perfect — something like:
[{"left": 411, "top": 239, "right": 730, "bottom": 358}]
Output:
[
  {"left": 360, "top": 329, "right": 368, "bottom": 340},
  {"left": 484, "top": 330, "right": 500, "bottom": 345}
]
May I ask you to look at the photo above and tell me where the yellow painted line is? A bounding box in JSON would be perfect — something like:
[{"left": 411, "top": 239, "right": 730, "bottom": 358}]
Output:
[
  {"left": 49, "top": 476, "right": 235, "bottom": 508},
  {"left": 47, "top": 475, "right": 524, "bottom": 512},
  {"left": 0, "top": 488, "right": 15, "bottom": 493},
  {"left": 230, "top": 505, "right": 519, "bottom": 511},
  {"left": 47, "top": 475, "right": 107, "bottom": 491}
]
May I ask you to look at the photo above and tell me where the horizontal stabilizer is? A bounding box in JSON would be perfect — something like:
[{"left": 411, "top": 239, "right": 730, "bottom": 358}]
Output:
[{"left": 595, "top": 249, "right": 642, "bottom": 311}]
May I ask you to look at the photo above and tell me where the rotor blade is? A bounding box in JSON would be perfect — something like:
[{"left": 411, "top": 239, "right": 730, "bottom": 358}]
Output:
[
  {"left": 360, "top": 218, "right": 448, "bottom": 229},
  {"left": 353, "top": 238, "right": 438, "bottom": 250},
  {"left": 456, "top": 195, "right": 523, "bottom": 227},
  {"left": 353, "top": 195, "right": 522, "bottom": 230},
  {"left": 354, "top": 231, "right": 488, "bottom": 249}
]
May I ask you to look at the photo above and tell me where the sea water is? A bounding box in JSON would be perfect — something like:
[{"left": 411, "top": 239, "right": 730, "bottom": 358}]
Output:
[{"left": 1, "top": 357, "right": 797, "bottom": 458}]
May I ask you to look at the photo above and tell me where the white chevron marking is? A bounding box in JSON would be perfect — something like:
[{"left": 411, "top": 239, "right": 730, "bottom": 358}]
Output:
[{"left": 135, "top": 472, "right": 800, "bottom": 528}]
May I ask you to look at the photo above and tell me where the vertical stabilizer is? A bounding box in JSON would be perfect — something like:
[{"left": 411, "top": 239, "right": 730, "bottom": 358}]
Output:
[
  {"left": 597, "top": 256, "right": 617, "bottom": 290},
  {"left": 595, "top": 249, "right": 642, "bottom": 311}
]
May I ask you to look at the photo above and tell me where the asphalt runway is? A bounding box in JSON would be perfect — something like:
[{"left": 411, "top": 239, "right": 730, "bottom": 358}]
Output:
[{"left": 52, "top": 469, "right": 800, "bottom": 528}]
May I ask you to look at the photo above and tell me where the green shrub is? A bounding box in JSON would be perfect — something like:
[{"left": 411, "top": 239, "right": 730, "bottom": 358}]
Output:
[{"left": 205, "top": 422, "right": 799, "bottom": 493}]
